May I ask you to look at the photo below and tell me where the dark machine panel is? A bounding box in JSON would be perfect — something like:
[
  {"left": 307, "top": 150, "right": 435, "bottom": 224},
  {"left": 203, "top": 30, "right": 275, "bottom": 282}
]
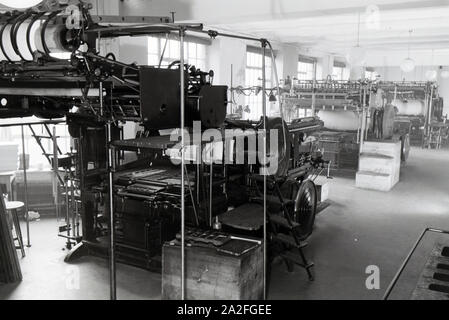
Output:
[{"left": 140, "top": 67, "right": 183, "bottom": 129}]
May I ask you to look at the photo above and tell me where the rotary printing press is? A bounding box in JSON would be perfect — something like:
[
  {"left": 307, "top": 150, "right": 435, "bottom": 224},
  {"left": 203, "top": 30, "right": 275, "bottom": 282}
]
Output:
[{"left": 0, "top": 1, "right": 327, "bottom": 277}]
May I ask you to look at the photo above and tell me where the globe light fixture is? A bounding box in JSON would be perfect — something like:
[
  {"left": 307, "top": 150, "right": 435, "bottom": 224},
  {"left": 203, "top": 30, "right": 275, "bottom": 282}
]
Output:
[
  {"left": 401, "top": 30, "right": 415, "bottom": 73},
  {"left": 346, "top": 12, "right": 366, "bottom": 66},
  {"left": 400, "top": 58, "right": 415, "bottom": 73},
  {"left": 440, "top": 70, "right": 449, "bottom": 79},
  {"left": 346, "top": 45, "right": 367, "bottom": 66}
]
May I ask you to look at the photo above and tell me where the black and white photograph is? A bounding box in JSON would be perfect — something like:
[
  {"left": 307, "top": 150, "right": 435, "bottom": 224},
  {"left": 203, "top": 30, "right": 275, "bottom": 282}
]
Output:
[{"left": 0, "top": 0, "right": 449, "bottom": 306}]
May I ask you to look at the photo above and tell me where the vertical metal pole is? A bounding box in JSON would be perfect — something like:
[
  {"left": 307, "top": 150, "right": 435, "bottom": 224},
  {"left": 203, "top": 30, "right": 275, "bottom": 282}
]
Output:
[
  {"left": 209, "top": 143, "right": 213, "bottom": 227},
  {"left": 364, "top": 83, "right": 371, "bottom": 140},
  {"left": 74, "top": 140, "right": 80, "bottom": 237},
  {"left": 180, "top": 28, "right": 186, "bottom": 301},
  {"left": 53, "top": 126, "right": 60, "bottom": 221},
  {"left": 108, "top": 127, "right": 116, "bottom": 300},
  {"left": 312, "top": 61, "right": 317, "bottom": 116},
  {"left": 70, "top": 168, "right": 76, "bottom": 239},
  {"left": 427, "top": 86, "right": 434, "bottom": 149},
  {"left": 65, "top": 172, "right": 70, "bottom": 241},
  {"left": 100, "top": 81, "right": 116, "bottom": 301},
  {"left": 359, "top": 86, "right": 367, "bottom": 155},
  {"left": 230, "top": 64, "right": 234, "bottom": 114},
  {"left": 261, "top": 41, "right": 267, "bottom": 300},
  {"left": 21, "top": 125, "right": 31, "bottom": 247}
]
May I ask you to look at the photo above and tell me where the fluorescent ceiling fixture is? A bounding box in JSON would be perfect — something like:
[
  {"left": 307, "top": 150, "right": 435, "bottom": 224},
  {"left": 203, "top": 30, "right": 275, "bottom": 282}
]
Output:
[{"left": 0, "top": 0, "right": 43, "bottom": 9}]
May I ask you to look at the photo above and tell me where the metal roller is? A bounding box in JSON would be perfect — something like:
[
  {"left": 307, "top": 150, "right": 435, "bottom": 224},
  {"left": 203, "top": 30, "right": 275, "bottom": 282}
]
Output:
[
  {"left": 0, "top": 11, "right": 74, "bottom": 62},
  {"left": 392, "top": 99, "right": 426, "bottom": 116}
]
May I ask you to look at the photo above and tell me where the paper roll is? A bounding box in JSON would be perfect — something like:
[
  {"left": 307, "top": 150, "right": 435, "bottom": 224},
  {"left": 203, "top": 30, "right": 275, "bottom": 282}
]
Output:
[
  {"left": 392, "top": 99, "right": 425, "bottom": 116},
  {"left": 317, "top": 110, "right": 362, "bottom": 131}
]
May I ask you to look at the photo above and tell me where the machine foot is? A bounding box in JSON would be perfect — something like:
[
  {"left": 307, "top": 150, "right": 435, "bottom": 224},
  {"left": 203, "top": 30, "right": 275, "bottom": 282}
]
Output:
[{"left": 64, "top": 241, "right": 88, "bottom": 263}]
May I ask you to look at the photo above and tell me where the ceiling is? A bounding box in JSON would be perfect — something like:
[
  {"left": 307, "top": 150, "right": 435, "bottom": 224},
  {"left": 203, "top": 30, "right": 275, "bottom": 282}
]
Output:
[
  {"left": 119, "top": 0, "right": 449, "bottom": 65},
  {"left": 2, "top": 0, "right": 449, "bottom": 66},
  {"left": 206, "top": 0, "right": 449, "bottom": 65}
]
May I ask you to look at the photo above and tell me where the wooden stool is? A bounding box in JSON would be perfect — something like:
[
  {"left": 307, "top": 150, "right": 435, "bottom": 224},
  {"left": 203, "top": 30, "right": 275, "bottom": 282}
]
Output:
[{"left": 5, "top": 201, "right": 26, "bottom": 258}]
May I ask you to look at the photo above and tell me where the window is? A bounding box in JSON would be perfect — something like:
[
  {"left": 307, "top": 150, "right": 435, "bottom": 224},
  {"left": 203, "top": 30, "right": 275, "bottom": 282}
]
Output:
[
  {"left": 244, "top": 48, "right": 272, "bottom": 120},
  {"left": 0, "top": 121, "right": 72, "bottom": 170},
  {"left": 332, "top": 61, "right": 350, "bottom": 81},
  {"left": 297, "top": 57, "right": 315, "bottom": 80},
  {"left": 148, "top": 36, "right": 207, "bottom": 71}
]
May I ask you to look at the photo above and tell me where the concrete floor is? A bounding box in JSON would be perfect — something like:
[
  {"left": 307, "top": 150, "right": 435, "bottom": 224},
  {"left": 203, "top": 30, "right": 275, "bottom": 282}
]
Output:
[{"left": 0, "top": 147, "right": 448, "bottom": 300}]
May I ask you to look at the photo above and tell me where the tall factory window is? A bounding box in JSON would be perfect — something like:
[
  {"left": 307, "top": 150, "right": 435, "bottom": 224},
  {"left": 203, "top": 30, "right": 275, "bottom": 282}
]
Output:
[
  {"left": 148, "top": 36, "right": 207, "bottom": 70},
  {"left": 244, "top": 47, "right": 272, "bottom": 120},
  {"left": 332, "top": 61, "right": 350, "bottom": 81},
  {"left": 297, "top": 56, "right": 315, "bottom": 80}
]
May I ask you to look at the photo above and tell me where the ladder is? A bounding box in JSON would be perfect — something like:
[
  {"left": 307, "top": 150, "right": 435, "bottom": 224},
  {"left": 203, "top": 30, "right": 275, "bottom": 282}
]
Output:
[
  {"left": 251, "top": 174, "right": 315, "bottom": 281},
  {"left": 28, "top": 123, "right": 64, "bottom": 185},
  {"left": 28, "top": 123, "right": 69, "bottom": 222}
]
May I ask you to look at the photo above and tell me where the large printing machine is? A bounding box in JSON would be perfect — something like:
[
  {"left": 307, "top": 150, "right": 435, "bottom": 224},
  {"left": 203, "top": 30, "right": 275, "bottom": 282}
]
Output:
[
  {"left": 376, "top": 81, "right": 446, "bottom": 148},
  {"left": 0, "top": 1, "right": 329, "bottom": 298},
  {"left": 281, "top": 79, "right": 424, "bottom": 171}
]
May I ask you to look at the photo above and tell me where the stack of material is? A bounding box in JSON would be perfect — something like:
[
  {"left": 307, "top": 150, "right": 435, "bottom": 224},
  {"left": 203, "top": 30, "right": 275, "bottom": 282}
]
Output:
[
  {"left": 0, "top": 198, "right": 22, "bottom": 283},
  {"left": 0, "top": 143, "right": 18, "bottom": 172}
]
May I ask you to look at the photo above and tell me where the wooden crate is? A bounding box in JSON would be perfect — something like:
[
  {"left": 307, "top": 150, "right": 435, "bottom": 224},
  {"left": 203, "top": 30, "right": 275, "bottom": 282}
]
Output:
[{"left": 162, "top": 240, "right": 263, "bottom": 300}]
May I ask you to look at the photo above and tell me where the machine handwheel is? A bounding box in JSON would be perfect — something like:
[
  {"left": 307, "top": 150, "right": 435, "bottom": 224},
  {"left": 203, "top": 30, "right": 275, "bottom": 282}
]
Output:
[{"left": 293, "top": 180, "right": 317, "bottom": 240}]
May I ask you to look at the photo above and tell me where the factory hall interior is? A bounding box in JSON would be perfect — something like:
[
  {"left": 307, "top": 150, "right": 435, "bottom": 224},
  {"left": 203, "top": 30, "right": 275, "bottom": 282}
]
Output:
[{"left": 1, "top": 0, "right": 449, "bottom": 302}]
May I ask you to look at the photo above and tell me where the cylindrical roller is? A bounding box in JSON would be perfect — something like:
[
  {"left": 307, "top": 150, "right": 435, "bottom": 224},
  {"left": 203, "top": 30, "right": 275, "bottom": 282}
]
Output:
[
  {"left": 1, "top": 23, "right": 22, "bottom": 61},
  {"left": 317, "top": 110, "right": 362, "bottom": 131},
  {"left": 382, "top": 104, "right": 396, "bottom": 139},
  {"left": 0, "top": 12, "right": 72, "bottom": 62},
  {"left": 34, "top": 23, "right": 69, "bottom": 54},
  {"left": 15, "top": 19, "right": 36, "bottom": 60},
  {"left": 392, "top": 99, "right": 425, "bottom": 116}
]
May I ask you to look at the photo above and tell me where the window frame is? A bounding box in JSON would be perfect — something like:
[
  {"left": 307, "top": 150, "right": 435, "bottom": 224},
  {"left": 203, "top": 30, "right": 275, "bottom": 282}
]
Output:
[
  {"left": 148, "top": 35, "right": 208, "bottom": 71},
  {"left": 297, "top": 56, "right": 316, "bottom": 81},
  {"left": 244, "top": 47, "right": 273, "bottom": 120}
]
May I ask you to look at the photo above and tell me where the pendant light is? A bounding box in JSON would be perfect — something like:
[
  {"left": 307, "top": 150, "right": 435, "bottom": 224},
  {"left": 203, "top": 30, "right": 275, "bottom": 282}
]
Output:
[
  {"left": 425, "top": 49, "right": 437, "bottom": 81},
  {"left": 441, "top": 70, "right": 449, "bottom": 79},
  {"left": 346, "top": 12, "right": 366, "bottom": 66},
  {"left": 400, "top": 30, "right": 415, "bottom": 73}
]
